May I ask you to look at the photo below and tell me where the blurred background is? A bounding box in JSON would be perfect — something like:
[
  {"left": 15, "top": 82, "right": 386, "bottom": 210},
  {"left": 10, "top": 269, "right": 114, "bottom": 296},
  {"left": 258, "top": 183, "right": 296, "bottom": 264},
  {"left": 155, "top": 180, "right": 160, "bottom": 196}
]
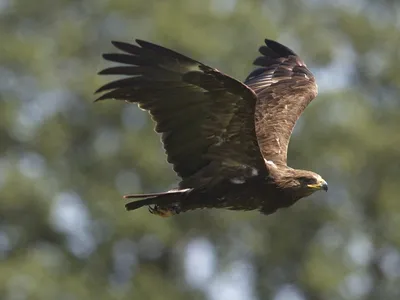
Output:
[{"left": 1, "top": 0, "right": 400, "bottom": 299}]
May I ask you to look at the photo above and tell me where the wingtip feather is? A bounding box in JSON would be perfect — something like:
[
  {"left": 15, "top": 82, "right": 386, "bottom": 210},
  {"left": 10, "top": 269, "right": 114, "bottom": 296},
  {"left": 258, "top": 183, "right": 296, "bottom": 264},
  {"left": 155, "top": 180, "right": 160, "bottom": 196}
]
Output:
[
  {"left": 111, "top": 40, "right": 123, "bottom": 47},
  {"left": 264, "top": 39, "right": 298, "bottom": 57}
]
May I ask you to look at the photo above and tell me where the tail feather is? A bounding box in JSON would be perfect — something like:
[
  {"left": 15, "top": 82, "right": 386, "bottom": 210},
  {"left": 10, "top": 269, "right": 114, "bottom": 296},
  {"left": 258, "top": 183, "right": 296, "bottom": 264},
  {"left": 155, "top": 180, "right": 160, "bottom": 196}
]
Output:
[
  {"left": 123, "top": 191, "right": 184, "bottom": 199},
  {"left": 124, "top": 197, "right": 159, "bottom": 211},
  {"left": 124, "top": 189, "right": 190, "bottom": 211}
]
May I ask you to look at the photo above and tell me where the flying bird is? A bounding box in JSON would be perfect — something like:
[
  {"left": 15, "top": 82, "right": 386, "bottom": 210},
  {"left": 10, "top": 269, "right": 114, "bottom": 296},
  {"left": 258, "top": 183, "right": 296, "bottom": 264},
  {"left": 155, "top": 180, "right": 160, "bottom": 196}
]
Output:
[{"left": 95, "top": 38, "right": 327, "bottom": 217}]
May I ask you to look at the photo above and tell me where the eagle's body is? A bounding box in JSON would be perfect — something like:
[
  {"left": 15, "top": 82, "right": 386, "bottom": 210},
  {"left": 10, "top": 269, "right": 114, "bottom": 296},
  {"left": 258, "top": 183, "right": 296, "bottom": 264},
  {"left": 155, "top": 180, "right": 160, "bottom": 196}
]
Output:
[
  {"left": 96, "top": 38, "right": 328, "bottom": 216},
  {"left": 145, "top": 172, "right": 305, "bottom": 216}
]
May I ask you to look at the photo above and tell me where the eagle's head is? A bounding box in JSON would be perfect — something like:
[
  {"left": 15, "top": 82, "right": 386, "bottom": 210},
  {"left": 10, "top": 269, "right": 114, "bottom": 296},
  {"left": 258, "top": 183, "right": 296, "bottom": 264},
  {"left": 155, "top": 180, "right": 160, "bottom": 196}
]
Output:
[{"left": 273, "top": 167, "right": 328, "bottom": 198}]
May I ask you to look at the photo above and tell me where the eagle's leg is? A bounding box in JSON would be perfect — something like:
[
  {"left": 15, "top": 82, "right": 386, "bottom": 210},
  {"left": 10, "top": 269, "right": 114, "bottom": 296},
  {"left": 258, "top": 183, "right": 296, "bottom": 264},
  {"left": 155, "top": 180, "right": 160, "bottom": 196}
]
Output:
[{"left": 148, "top": 203, "right": 181, "bottom": 217}]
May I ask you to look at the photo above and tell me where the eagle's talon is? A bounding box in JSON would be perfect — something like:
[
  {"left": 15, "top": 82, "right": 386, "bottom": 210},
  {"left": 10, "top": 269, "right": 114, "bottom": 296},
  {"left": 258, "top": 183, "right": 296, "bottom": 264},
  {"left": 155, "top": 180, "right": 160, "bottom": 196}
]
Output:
[
  {"left": 148, "top": 206, "right": 155, "bottom": 214},
  {"left": 148, "top": 204, "right": 181, "bottom": 217}
]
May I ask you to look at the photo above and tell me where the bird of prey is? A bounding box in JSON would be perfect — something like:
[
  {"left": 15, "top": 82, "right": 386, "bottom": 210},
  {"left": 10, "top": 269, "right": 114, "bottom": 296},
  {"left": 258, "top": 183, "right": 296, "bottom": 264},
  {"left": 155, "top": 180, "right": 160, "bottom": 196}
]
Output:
[{"left": 95, "top": 38, "right": 328, "bottom": 217}]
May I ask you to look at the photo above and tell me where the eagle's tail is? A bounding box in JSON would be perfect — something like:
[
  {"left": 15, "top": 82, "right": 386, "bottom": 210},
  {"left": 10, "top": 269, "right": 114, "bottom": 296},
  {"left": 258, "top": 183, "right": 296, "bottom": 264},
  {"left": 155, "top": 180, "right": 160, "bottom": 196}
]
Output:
[{"left": 123, "top": 189, "right": 191, "bottom": 217}]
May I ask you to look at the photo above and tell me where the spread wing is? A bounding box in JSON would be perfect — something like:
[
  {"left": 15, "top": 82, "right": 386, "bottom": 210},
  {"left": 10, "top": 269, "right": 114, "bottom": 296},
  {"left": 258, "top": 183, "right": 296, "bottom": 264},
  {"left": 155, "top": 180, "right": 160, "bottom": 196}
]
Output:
[
  {"left": 245, "top": 39, "right": 318, "bottom": 165},
  {"left": 95, "top": 40, "right": 265, "bottom": 187}
]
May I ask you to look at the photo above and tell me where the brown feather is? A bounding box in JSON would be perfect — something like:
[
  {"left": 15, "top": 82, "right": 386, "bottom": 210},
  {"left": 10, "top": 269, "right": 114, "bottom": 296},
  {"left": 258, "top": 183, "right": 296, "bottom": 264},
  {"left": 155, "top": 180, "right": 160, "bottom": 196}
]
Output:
[
  {"left": 95, "top": 39, "right": 265, "bottom": 185},
  {"left": 245, "top": 39, "right": 318, "bottom": 165}
]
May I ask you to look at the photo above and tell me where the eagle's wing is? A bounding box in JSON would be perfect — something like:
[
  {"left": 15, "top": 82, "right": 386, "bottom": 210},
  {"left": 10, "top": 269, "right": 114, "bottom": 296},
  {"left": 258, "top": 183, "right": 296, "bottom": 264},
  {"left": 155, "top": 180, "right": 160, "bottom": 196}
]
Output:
[
  {"left": 95, "top": 40, "right": 265, "bottom": 187},
  {"left": 245, "top": 39, "right": 318, "bottom": 165}
]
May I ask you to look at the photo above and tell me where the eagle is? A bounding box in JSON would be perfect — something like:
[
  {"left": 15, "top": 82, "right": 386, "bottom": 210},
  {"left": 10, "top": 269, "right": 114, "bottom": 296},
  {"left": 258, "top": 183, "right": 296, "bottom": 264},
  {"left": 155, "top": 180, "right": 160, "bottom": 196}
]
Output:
[{"left": 95, "top": 38, "right": 328, "bottom": 217}]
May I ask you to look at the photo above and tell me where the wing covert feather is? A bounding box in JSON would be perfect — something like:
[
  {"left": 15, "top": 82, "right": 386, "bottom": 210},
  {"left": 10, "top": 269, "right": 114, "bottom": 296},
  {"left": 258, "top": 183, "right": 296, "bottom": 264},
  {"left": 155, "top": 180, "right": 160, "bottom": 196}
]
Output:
[{"left": 245, "top": 39, "right": 318, "bottom": 165}]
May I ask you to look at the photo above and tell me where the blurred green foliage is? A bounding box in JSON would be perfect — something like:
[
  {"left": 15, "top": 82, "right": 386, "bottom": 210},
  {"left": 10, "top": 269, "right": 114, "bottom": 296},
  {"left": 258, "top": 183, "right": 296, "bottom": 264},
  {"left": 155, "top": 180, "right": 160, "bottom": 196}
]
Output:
[{"left": 1, "top": 0, "right": 400, "bottom": 299}]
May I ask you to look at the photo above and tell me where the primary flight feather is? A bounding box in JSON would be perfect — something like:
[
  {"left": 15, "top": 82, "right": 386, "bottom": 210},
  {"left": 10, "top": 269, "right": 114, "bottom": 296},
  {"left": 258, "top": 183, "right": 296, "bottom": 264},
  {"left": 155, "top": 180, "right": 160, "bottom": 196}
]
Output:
[{"left": 95, "top": 38, "right": 327, "bottom": 217}]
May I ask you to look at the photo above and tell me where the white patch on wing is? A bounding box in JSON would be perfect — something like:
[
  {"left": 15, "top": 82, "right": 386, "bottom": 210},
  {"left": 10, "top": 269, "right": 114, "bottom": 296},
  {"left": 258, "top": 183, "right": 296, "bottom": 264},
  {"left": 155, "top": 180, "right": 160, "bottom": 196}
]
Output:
[
  {"left": 264, "top": 159, "right": 277, "bottom": 169},
  {"left": 239, "top": 165, "right": 259, "bottom": 178},
  {"left": 251, "top": 168, "right": 259, "bottom": 177},
  {"left": 231, "top": 177, "right": 246, "bottom": 184}
]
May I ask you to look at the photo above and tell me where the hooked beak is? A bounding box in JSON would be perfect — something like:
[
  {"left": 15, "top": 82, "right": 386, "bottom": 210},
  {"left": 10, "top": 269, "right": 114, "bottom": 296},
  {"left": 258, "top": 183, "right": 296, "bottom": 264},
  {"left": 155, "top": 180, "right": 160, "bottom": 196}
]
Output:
[{"left": 307, "top": 179, "right": 328, "bottom": 192}]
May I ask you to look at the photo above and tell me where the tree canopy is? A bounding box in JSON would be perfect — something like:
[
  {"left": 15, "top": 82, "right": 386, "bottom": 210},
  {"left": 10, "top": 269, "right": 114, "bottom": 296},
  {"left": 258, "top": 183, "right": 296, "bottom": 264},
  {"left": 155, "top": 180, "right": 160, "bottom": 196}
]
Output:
[{"left": 1, "top": 0, "right": 400, "bottom": 299}]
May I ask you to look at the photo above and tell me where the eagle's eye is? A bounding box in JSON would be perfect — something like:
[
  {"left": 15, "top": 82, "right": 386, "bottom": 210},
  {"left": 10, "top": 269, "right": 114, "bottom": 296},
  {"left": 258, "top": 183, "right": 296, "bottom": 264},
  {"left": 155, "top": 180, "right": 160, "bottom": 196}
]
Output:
[{"left": 298, "top": 177, "right": 316, "bottom": 185}]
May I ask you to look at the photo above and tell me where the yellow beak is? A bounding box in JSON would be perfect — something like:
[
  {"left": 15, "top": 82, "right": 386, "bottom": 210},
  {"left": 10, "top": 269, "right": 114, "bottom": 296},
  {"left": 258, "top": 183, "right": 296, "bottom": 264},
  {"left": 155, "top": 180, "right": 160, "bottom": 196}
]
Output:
[{"left": 307, "top": 179, "right": 328, "bottom": 192}]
